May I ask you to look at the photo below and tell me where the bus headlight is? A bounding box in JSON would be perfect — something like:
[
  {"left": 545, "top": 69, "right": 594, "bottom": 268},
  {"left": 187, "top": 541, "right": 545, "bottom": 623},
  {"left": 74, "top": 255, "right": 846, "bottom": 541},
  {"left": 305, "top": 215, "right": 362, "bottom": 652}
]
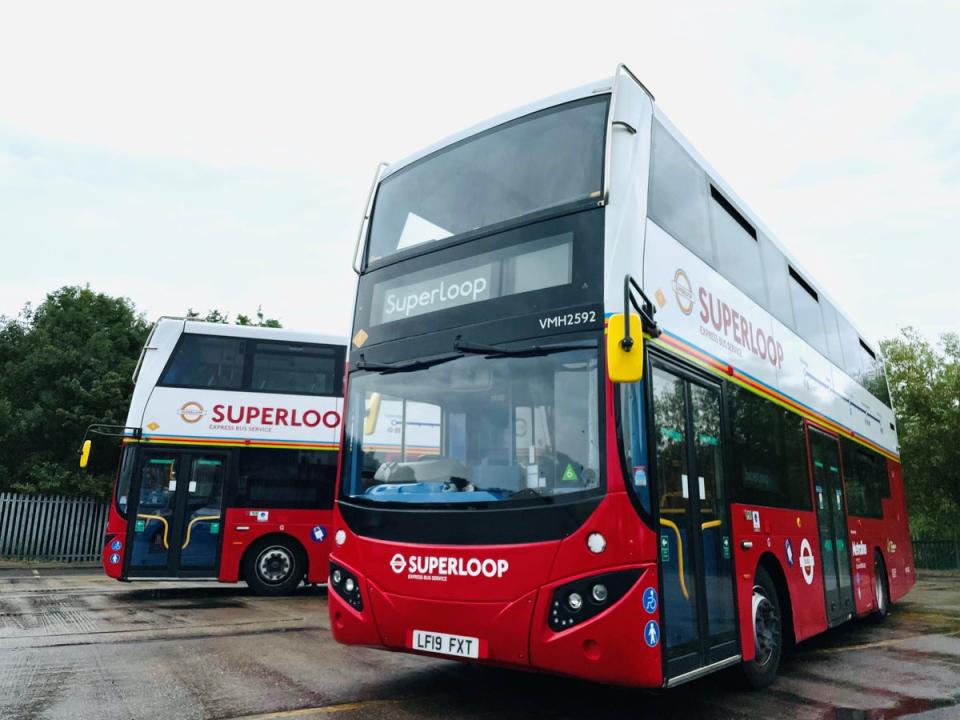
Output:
[
  {"left": 329, "top": 561, "right": 363, "bottom": 611},
  {"left": 549, "top": 569, "right": 642, "bottom": 632}
]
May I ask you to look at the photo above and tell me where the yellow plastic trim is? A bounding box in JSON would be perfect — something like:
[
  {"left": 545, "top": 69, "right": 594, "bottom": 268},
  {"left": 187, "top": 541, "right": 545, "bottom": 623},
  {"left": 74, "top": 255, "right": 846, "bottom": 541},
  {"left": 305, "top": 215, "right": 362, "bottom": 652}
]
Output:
[
  {"left": 606, "top": 313, "right": 644, "bottom": 383},
  {"left": 137, "top": 513, "right": 170, "bottom": 550},
  {"left": 181, "top": 515, "right": 221, "bottom": 550},
  {"left": 79, "top": 440, "right": 92, "bottom": 468},
  {"left": 659, "top": 517, "right": 689, "bottom": 600}
]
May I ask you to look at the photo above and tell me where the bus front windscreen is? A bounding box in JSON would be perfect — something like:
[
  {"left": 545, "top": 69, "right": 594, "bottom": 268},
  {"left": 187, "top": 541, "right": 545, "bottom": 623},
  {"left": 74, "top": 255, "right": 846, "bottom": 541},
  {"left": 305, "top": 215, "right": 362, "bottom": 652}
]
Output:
[
  {"left": 366, "top": 95, "right": 609, "bottom": 265},
  {"left": 341, "top": 348, "right": 601, "bottom": 506}
]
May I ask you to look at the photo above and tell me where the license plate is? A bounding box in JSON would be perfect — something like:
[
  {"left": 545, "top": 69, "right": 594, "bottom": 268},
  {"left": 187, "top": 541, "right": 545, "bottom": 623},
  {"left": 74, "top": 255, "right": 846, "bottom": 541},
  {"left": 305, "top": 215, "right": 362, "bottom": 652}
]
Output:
[{"left": 410, "top": 629, "right": 481, "bottom": 659}]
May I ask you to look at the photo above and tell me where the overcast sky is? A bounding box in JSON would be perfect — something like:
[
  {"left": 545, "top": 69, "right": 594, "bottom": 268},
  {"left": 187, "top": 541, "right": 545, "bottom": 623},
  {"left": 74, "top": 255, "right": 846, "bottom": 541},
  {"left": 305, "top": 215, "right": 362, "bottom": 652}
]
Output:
[{"left": 0, "top": 2, "right": 957, "bottom": 343}]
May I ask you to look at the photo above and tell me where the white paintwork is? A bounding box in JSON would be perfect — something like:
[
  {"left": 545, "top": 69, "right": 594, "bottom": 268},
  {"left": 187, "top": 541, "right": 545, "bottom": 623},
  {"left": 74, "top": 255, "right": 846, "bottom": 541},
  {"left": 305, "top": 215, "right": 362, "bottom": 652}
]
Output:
[{"left": 126, "top": 318, "right": 346, "bottom": 445}]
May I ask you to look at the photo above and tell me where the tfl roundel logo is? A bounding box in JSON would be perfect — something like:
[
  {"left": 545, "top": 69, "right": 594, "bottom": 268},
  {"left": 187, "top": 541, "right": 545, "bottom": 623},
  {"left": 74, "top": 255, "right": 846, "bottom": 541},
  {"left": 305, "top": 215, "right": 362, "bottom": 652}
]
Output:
[
  {"left": 390, "top": 553, "right": 406, "bottom": 574},
  {"left": 178, "top": 401, "right": 205, "bottom": 424},
  {"left": 672, "top": 269, "right": 694, "bottom": 315}
]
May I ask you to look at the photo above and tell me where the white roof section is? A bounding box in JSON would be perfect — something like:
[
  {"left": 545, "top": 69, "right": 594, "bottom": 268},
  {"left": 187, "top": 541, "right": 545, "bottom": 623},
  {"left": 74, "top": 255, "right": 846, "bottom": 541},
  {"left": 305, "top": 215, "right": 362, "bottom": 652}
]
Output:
[{"left": 156, "top": 317, "right": 345, "bottom": 347}]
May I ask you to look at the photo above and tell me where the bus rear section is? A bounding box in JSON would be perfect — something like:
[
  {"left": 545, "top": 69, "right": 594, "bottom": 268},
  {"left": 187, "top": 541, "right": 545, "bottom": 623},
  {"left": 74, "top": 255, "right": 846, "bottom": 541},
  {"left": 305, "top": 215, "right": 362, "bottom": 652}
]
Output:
[
  {"left": 329, "top": 65, "right": 914, "bottom": 688},
  {"left": 96, "top": 318, "right": 346, "bottom": 595}
]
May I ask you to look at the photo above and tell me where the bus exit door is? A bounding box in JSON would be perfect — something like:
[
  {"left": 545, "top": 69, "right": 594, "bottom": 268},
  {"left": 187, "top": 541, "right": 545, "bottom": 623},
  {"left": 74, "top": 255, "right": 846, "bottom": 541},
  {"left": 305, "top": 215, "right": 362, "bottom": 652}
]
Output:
[
  {"left": 806, "top": 427, "right": 855, "bottom": 626},
  {"left": 125, "top": 449, "right": 227, "bottom": 578},
  {"left": 650, "top": 361, "right": 739, "bottom": 683}
]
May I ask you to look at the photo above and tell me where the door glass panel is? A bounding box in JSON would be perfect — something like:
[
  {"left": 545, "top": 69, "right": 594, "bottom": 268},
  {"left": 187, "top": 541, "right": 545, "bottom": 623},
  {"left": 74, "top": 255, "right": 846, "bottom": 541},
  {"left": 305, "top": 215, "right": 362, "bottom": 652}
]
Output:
[
  {"left": 652, "top": 371, "right": 698, "bottom": 662},
  {"left": 179, "top": 456, "right": 225, "bottom": 570},
  {"left": 129, "top": 454, "right": 179, "bottom": 569},
  {"left": 690, "top": 384, "right": 736, "bottom": 644},
  {"left": 810, "top": 432, "right": 853, "bottom": 623}
]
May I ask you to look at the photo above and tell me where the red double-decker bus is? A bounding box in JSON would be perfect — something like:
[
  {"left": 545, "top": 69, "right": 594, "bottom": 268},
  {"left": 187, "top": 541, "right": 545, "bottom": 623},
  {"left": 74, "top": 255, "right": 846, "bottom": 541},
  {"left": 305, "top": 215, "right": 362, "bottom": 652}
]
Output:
[
  {"left": 83, "top": 318, "right": 345, "bottom": 595},
  {"left": 328, "top": 65, "right": 914, "bottom": 688}
]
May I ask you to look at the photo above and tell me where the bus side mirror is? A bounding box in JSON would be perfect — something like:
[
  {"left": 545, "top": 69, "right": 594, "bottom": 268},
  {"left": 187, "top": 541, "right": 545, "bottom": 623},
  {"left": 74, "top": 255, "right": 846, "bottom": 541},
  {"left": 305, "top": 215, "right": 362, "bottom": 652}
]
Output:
[
  {"left": 364, "top": 392, "right": 382, "bottom": 435},
  {"left": 607, "top": 313, "right": 644, "bottom": 383},
  {"left": 79, "top": 440, "right": 92, "bottom": 469}
]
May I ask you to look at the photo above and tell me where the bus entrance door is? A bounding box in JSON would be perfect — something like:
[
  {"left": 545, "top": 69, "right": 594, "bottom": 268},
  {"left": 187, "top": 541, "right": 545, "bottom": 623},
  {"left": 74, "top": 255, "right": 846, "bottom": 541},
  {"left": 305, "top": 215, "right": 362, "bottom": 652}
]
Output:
[
  {"left": 651, "top": 363, "right": 738, "bottom": 683},
  {"left": 126, "top": 449, "right": 227, "bottom": 578},
  {"left": 807, "top": 428, "right": 855, "bottom": 626}
]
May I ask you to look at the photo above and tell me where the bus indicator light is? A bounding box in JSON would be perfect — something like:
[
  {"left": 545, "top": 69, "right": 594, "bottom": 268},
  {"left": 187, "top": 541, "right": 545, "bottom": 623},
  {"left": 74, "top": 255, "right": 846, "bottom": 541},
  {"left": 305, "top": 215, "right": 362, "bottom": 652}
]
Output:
[{"left": 587, "top": 532, "right": 606, "bottom": 554}]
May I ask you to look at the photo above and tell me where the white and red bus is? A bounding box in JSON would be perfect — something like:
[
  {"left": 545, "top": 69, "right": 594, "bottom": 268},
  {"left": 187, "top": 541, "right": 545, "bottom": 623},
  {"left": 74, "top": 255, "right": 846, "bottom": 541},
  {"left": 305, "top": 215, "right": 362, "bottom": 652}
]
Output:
[
  {"left": 87, "top": 318, "right": 345, "bottom": 595},
  {"left": 329, "top": 65, "right": 914, "bottom": 687}
]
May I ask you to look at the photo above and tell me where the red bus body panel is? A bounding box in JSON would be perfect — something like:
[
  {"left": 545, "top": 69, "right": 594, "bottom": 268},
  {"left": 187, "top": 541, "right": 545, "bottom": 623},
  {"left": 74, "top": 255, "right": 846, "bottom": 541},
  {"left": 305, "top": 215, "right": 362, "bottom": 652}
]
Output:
[{"left": 219, "top": 508, "right": 333, "bottom": 584}]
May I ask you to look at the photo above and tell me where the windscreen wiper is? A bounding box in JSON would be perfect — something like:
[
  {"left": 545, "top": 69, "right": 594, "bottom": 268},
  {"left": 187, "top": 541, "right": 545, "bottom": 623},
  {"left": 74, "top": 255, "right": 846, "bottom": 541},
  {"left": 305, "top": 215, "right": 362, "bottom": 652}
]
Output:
[
  {"left": 453, "top": 335, "right": 591, "bottom": 358},
  {"left": 354, "top": 351, "right": 462, "bottom": 374}
]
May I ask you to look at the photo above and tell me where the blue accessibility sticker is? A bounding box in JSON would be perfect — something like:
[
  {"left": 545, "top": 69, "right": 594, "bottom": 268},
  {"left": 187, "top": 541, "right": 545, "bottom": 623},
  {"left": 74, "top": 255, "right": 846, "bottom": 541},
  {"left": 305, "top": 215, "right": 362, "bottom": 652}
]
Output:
[
  {"left": 785, "top": 538, "right": 794, "bottom": 567},
  {"left": 644, "top": 620, "right": 660, "bottom": 647},
  {"left": 109, "top": 553, "right": 120, "bottom": 565},
  {"left": 111, "top": 539, "right": 122, "bottom": 552},
  {"left": 310, "top": 525, "right": 327, "bottom": 543},
  {"left": 642, "top": 587, "right": 658, "bottom": 614}
]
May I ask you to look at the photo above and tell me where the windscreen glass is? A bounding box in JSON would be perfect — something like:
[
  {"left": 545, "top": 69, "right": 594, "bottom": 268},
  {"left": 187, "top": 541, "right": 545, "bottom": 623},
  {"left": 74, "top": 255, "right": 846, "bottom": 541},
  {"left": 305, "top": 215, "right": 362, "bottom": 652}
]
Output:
[
  {"left": 341, "top": 348, "right": 600, "bottom": 506},
  {"left": 367, "top": 95, "right": 608, "bottom": 264}
]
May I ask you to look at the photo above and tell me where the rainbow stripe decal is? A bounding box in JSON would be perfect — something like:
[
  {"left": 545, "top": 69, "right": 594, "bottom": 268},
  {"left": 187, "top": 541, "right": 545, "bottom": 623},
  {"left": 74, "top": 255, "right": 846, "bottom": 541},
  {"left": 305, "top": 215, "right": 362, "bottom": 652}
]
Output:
[{"left": 125, "top": 434, "right": 339, "bottom": 452}]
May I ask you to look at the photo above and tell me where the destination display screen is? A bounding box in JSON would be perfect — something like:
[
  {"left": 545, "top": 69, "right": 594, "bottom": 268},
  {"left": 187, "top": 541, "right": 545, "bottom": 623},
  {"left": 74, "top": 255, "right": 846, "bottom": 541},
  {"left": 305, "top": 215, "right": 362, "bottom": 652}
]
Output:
[{"left": 369, "top": 233, "right": 573, "bottom": 326}]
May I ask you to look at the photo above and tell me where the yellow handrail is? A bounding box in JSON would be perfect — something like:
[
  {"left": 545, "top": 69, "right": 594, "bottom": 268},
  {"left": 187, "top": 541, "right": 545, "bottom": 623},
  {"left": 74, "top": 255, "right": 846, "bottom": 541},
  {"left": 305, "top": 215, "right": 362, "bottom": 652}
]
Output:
[
  {"left": 658, "top": 517, "right": 689, "bottom": 600},
  {"left": 137, "top": 514, "right": 170, "bottom": 550},
  {"left": 181, "top": 515, "right": 221, "bottom": 550},
  {"left": 701, "top": 519, "right": 722, "bottom": 530}
]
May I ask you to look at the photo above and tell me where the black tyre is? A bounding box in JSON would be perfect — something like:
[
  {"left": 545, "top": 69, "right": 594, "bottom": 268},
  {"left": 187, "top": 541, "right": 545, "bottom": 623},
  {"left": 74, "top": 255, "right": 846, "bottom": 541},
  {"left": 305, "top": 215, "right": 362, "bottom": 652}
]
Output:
[
  {"left": 868, "top": 551, "right": 890, "bottom": 623},
  {"left": 243, "top": 537, "right": 306, "bottom": 596},
  {"left": 740, "top": 565, "right": 783, "bottom": 690}
]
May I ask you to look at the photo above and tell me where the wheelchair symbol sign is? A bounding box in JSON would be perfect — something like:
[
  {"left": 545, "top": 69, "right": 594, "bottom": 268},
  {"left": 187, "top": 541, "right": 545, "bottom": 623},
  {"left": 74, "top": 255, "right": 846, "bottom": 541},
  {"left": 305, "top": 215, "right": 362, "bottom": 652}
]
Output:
[{"left": 642, "top": 587, "right": 658, "bottom": 614}]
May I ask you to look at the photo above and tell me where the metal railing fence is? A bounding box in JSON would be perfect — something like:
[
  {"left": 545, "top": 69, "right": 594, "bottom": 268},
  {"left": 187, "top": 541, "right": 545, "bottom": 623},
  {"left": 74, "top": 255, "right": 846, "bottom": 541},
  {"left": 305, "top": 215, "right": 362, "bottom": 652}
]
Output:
[
  {"left": 911, "top": 539, "right": 960, "bottom": 571},
  {"left": 0, "top": 492, "right": 108, "bottom": 562}
]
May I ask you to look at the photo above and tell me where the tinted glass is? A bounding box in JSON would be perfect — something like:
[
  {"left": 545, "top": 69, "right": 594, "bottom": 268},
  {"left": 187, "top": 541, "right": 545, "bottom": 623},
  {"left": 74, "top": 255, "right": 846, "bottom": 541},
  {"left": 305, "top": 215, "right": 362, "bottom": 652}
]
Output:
[
  {"left": 161, "top": 335, "right": 246, "bottom": 389},
  {"left": 819, "top": 301, "right": 846, "bottom": 369},
  {"left": 730, "top": 386, "right": 811, "bottom": 510},
  {"left": 367, "top": 96, "right": 608, "bottom": 263},
  {"left": 649, "top": 120, "right": 712, "bottom": 263},
  {"left": 342, "top": 348, "right": 600, "bottom": 506},
  {"left": 836, "top": 314, "right": 865, "bottom": 381},
  {"left": 115, "top": 445, "right": 136, "bottom": 516},
  {"left": 759, "top": 234, "right": 795, "bottom": 330},
  {"left": 251, "top": 342, "right": 339, "bottom": 396},
  {"left": 788, "top": 271, "right": 828, "bottom": 356},
  {"left": 842, "top": 440, "right": 888, "bottom": 518},
  {"left": 233, "top": 449, "right": 337, "bottom": 509},
  {"left": 711, "top": 194, "right": 767, "bottom": 308},
  {"left": 620, "top": 382, "right": 652, "bottom": 516}
]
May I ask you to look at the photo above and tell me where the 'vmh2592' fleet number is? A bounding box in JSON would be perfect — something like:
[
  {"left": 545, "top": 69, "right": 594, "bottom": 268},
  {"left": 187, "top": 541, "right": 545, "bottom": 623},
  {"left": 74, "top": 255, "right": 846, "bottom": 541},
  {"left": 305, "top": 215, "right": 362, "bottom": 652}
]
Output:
[{"left": 538, "top": 310, "right": 596, "bottom": 330}]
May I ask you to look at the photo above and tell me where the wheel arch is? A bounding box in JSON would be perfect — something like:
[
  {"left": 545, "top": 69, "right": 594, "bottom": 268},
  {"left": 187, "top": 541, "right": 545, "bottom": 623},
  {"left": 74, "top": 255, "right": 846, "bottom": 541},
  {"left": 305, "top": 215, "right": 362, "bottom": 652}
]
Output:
[
  {"left": 240, "top": 532, "right": 309, "bottom": 580},
  {"left": 756, "top": 551, "right": 796, "bottom": 648}
]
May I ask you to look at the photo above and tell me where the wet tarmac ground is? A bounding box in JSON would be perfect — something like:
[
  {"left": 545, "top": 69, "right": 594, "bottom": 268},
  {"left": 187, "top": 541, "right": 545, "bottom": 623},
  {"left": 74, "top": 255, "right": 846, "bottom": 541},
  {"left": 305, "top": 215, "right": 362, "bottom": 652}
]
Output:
[{"left": 0, "top": 567, "right": 958, "bottom": 720}]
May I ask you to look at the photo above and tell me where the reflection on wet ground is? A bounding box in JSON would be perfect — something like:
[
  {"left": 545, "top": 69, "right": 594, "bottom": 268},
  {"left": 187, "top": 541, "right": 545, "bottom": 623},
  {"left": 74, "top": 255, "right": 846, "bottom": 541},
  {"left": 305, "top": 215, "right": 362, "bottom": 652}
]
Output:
[{"left": 0, "top": 567, "right": 957, "bottom": 719}]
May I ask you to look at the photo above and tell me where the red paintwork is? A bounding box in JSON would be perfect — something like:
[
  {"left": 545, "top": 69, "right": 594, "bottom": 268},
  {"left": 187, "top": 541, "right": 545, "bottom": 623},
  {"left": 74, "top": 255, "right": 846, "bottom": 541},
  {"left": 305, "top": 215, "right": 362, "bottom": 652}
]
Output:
[
  {"left": 218, "top": 508, "right": 333, "bottom": 584},
  {"left": 330, "top": 370, "right": 915, "bottom": 687},
  {"left": 101, "top": 503, "right": 127, "bottom": 579},
  {"left": 100, "top": 495, "right": 334, "bottom": 585}
]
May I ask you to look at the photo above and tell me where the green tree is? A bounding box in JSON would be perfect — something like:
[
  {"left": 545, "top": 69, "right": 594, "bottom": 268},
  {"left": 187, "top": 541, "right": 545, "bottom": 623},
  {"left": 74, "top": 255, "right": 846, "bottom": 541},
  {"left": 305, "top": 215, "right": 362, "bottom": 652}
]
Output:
[
  {"left": 186, "top": 306, "right": 281, "bottom": 327},
  {"left": 0, "top": 286, "right": 150, "bottom": 497},
  {"left": 881, "top": 327, "right": 960, "bottom": 537}
]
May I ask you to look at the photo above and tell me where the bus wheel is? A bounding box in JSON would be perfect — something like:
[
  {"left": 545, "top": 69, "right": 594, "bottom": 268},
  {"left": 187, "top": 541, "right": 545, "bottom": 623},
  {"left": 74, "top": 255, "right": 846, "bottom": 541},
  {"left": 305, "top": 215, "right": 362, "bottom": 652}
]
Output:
[
  {"left": 741, "top": 565, "right": 782, "bottom": 689},
  {"left": 244, "top": 537, "right": 306, "bottom": 596},
  {"left": 868, "top": 551, "right": 890, "bottom": 623}
]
